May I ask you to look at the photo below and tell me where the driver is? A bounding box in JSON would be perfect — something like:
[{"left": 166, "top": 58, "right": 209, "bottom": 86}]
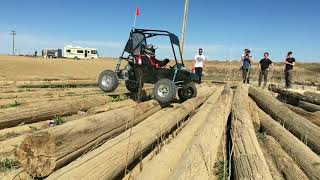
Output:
[{"left": 138, "top": 44, "right": 169, "bottom": 68}]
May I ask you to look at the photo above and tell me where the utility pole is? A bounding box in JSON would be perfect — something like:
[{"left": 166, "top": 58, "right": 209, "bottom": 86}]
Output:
[
  {"left": 10, "top": 30, "right": 16, "bottom": 55},
  {"left": 181, "top": 0, "right": 189, "bottom": 57}
]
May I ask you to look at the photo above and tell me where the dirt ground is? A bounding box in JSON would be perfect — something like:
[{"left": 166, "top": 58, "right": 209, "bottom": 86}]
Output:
[
  {"left": 1, "top": 55, "right": 319, "bottom": 83},
  {"left": 0, "top": 55, "right": 119, "bottom": 81}
]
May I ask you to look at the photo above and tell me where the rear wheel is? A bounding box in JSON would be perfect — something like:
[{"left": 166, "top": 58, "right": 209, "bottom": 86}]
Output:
[
  {"left": 178, "top": 82, "right": 197, "bottom": 102},
  {"left": 98, "top": 70, "right": 119, "bottom": 92},
  {"left": 154, "top": 78, "right": 176, "bottom": 104},
  {"left": 125, "top": 80, "right": 144, "bottom": 93}
]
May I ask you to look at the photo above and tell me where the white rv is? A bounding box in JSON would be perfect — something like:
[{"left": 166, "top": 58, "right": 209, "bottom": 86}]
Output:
[{"left": 63, "top": 45, "right": 98, "bottom": 59}]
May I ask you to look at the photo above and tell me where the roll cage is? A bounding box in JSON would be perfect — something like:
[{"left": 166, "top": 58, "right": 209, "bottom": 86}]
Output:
[{"left": 120, "top": 28, "right": 184, "bottom": 66}]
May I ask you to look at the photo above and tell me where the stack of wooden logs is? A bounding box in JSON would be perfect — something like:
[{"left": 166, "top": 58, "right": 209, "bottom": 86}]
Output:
[{"left": 2, "top": 84, "right": 320, "bottom": 180}]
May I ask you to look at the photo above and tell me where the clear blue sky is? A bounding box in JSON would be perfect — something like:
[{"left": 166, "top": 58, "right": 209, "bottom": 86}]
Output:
[{"left": 0, "top": 0, "right": 319, "bottom": 62}]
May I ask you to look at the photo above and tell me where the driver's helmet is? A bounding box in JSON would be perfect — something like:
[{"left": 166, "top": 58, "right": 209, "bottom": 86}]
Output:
[{"left": 141, "top": 44, "right": 156, "bottom": 57}]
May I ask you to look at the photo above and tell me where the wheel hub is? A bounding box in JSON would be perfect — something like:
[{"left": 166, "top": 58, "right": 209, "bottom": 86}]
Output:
[
  {"left": 182, "top": 88, "right": 193, "bottom": 97},
  {"left": 101, "top": 75, "right": 112, "bottom": 87},
  {"left": 157, "top": 84, "right": 170, "bottom": 97}
]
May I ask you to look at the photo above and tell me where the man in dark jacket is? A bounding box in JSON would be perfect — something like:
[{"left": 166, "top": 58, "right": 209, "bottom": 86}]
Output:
[
  {"left": 284, "top": 51, "right": 296, "bottom": 88},
  {"left": 258, "top": 52, "right": 273, "bottom": 88}
]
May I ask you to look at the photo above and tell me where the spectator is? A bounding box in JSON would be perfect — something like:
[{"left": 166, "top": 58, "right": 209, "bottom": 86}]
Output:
[
  {"left": 241, "top": 49, "right": 253, "bottom": 84},
  {"left": 284, "top": 51, "right": 296, "bottom": 88},
  {"left": 34, "top": 50, "right": 37, "bottom": 58},
  {"left": 193, "top": 48, "right": 206, "bottom": 84},
  {"left": 258, "top": 52, "right": 273, "bottom": 88}
]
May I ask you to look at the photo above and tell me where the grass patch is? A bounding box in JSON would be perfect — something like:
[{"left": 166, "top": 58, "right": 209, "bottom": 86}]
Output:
[
  {"left": 29, "top": 125, "right": 40, "bottom": 132},
  {"left": 0, "top": 132, "right": 20, "bottom": 142},
  {"left": 147, "top": 93, "right": 155, "bottom": 100},
  {"left": 0, "top": 159, "right": 20, "bottom": 173},
  {"left": 214, "top": 160, "right": 229, "bottom": 180},
  {"left": 66, "top": 92, "right": 77, "bottom": 95},
  {"left": 52, "top": 116, "right": 65, "bottom": 125},
  {"left": 111, "top": 95, "right": 127, "bottom": 102},
  {"left": 0, "top": 101, "right": 20, "bottom": 109}
]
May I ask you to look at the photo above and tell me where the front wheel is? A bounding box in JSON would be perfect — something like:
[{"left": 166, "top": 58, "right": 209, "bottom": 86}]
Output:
[
  {"left": 98, "top": 70, "right": 119, "bottom": 92},
  {"left": 178, "top": 82, "right": 197, "bottom": 102},
  {"left": 153, "top": 78, "right": 177, "bottom": 104}
]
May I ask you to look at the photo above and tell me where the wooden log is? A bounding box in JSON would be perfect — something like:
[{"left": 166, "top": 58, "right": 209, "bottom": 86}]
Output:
[
  {"left": 285, "top": 103, "right": 320, "bottom": 127},
  {"left": 0, "top": 135, "right": 25, "bottom": 161},
  {"left": 0, "top": 87, "right": 103, "bottom": 99},
  {"left": 16, "top": 80, "right": 97, "bottom": 88},
  {"left": 303, "top": 91, "right": 320, "bottom": 100},
  {"left": 249, "top": 87, "right": 320, "bottom": 154},
  {"left": 16, "top": 100, "right": 160, "bottom": 177},
  {"left": 299, "top": 100, "right": 320, "bottom": 112},
  {"left": 0, "top": 168, "right": 32, "bottom": 180},
  {"left": 123, "top": 87, "right": 224, "bottom": 180},
  {"left": 0, "top": 112, "right": 89, "bottom": 142},
  {"left": 0, "top": 93, "right": 104, "bottom": 108},
  {"left": 269, "top": 84, "right": 320, "bottom": 105},
  {"left": 86, "top": 99, "right": 137, "bottom": 114},
  {"left": 258, "top": 108, "right": 320, "bottom": 179},
  {"left": 167, "top": 87, "right": 233, "bottom": 180},
  {"left": 0, "top": 100, "right": 135, "bottom": 140},
  {"left": 0, "top": 96, "right": 114, "bottom": 129},
  {"left": 131, "top": 86, "right": 225, "bottom": 180},
  {"left": 122, "top": 144, "right": 158, "bottom": 180},
  {"left": 258, "top": 137, "right": 284, "bottom": 180},
  {"left": 0, "top": 113, "right": 89, "bottom": 161},
  {"left": 231, "top": 85, "right": 272, "bottom": 180},
  {"left": 259, "top": 135, "right": 308, "bottom": 180},
  {"left": 248, "top": 97, "right": 260, "bottom": 131},
  {"left": 46, "top": 87, "right": 213, "bottom": 180},
  {"left": 293, "top": 81, "right": 316, "bottom": 86}
]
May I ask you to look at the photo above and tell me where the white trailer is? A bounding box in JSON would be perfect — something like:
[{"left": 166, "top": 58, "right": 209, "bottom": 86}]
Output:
[{"left": 63, "top": 45, "right": 98, "bottom": 59}]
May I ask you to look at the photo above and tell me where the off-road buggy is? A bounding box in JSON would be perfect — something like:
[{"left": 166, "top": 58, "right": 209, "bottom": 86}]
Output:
[{"left": 98, "top": 28, "right": 199, "bottom": 104}]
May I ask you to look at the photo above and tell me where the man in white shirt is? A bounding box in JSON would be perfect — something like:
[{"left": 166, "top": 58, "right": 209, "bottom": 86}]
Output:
[{"left": 193, "top": 48, "right": 206, "bottom": 84}]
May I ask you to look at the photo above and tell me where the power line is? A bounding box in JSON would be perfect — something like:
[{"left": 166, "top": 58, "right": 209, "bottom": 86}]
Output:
[{"left": 10, "top": 30, "right": 16, "bottom": 55}]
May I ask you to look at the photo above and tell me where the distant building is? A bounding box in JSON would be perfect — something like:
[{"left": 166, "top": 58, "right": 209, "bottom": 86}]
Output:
[{"left": 63, "top": 45, "right": 98, "bottom": 60}]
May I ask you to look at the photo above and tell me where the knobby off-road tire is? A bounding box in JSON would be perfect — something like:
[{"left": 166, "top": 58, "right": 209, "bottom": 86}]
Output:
[
  {"left": 178, "top": 82, "right": 197, "bottom": 102},
  {"left": 125, "top": 80, "right": 144, "bottom": 93},
  {"left": 98, "top": 70, "right": 119, "bottom": 92},
  {"left": 154, "top": 78, "right": 177, "bottom": 104}
]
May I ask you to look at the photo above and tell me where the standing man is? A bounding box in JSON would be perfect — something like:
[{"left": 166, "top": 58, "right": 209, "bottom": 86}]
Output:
[
  {"left": 258, "top": 52, "right": 273, "bottom": 88},
  {"left": 241, "top": 49, "right": 253, "bottom": 84},
  {"left": 34, "top": 50, "right": 37, "bottom": 58},
  {"left": 193, "top": 48, "right": 206, "bottom": 84},
  {"left": 284, "top": 51, "right": 296, "bottom": 88}
]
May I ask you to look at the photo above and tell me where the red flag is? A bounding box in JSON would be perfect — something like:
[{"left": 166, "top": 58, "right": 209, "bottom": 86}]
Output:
[{"left": 136, "top": 7, "right": 140, "bottom": 16}]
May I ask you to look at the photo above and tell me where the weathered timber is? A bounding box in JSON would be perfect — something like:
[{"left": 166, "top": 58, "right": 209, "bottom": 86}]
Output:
[
  {"left": 231, "top": 85, "right": 272, "bottom": 180},
  {"left": 249, "top": 86, "right": 320, "bottom": 154},
  {"left": 258, "top": 108, "right": 320, "bottom": 179}
]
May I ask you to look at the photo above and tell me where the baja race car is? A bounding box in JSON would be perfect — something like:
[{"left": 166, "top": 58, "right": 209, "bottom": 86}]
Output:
[{"left": 98, "top": 28, "right": 199, "bottom": 104}]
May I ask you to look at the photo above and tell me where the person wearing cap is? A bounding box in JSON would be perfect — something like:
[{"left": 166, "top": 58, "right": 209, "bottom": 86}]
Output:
[
  {"left": 258, "top": 52, "right": 273, "bottom": 88},
  {"left": 240, "top": 49, "right": 254, "bottom": 84},
  {"left": 192, "top": 48, "right": 206, "bottom": 84},
  {"left": 284, "top": 51, "right": 296, "bottom": 88}
]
